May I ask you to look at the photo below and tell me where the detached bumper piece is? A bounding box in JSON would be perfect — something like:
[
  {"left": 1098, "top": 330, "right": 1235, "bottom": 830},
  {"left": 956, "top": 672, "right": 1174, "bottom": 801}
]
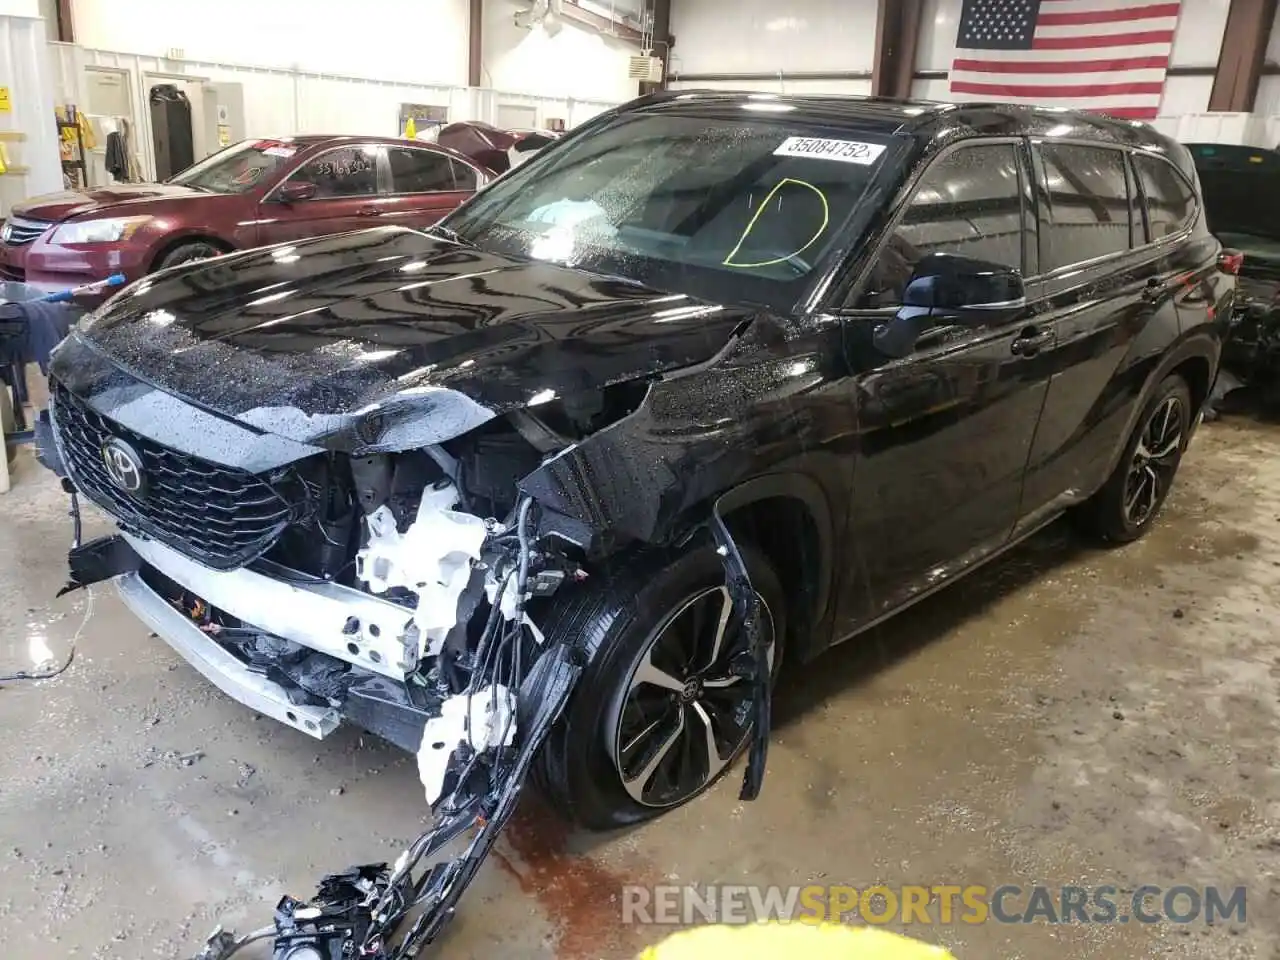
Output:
[
  {"left": 116, "top": 570, "right": 341, "bottom": 739},
  {"left": 191, "top": 643, "right": 584, "bottom": 960}
]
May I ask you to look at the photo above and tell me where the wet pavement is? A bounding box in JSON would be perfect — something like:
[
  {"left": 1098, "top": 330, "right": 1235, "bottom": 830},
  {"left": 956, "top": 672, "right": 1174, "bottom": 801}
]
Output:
[{"left": 2, "top": 416, "right": 1278, "bottom": 960}]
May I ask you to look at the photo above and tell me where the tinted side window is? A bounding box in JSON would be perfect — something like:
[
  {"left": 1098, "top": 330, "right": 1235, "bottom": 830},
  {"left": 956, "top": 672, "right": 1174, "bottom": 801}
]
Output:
[
  {"left": 451, "top": 159, "right": 479, "bottom": 192},
  {"left": 1036, "top": 143, "right": 1132, "bottom": 271},
  {"left": 1134, "top": 153, "right": 1196, "bottom": 241},
  {"left": 387, "top": 147, "right": 457, "bottom": 193},
  {"left": 864, "top": 143, "right": 1027, "bottom": 306},
  {"left": 291, "top": 146, "right": 378, "bottom": 198}
]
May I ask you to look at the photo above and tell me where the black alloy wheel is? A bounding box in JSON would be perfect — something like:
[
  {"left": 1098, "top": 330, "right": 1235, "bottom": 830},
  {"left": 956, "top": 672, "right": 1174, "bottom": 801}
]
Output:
[
  {"left": 610, "top": 585, "right": 776, "bottom": 808},
  {"left": 533, "top": 539, "right": 787, "bottom": 830},
  {"left": 1078, "top": 373, "right": 1192, "bottom": 543},
  {"left": 1122, "top": 394, "right": 1184, "bottom": 528}
]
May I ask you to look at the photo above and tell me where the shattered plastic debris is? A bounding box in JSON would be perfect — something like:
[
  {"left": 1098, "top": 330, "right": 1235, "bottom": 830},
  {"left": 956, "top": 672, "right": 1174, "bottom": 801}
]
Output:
[
  {"left": 417, "top": 684, "right": 517, "bottom": 805},
  {"left": 356, "top": 483, "right": 488, "bottom": 659}
]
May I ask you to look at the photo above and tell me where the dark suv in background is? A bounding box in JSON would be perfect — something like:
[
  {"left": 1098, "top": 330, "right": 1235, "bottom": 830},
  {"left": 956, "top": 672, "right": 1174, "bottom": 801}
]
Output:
[{"left": 44, "top": 94, "right": 1233, "bottom": 839}]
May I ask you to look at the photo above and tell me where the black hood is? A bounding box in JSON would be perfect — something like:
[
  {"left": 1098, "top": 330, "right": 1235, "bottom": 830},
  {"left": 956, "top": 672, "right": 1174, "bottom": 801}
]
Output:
[{"left": 53, "top": 226, "right": 749, "bottom": 452}]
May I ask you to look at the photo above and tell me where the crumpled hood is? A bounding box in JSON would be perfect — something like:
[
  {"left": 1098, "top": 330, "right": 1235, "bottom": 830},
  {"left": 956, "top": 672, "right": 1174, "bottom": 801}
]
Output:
[
  {"left": 56, "top": 225, "right": 749, "bottom": 452},
  {"left": 14, "top": 183, "right": 209, "bottom": 222}
]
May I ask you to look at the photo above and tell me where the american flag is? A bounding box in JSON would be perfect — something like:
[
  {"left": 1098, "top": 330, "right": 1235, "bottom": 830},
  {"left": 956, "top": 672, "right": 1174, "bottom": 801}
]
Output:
[{"left": 948, "top": 0, "right": 1182, "bottom": 120}]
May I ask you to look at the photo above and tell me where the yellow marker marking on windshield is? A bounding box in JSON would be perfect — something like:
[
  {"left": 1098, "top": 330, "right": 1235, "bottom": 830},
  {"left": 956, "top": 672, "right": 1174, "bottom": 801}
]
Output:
[{"left": 722, "top": 178, "right": 829, "bottom": 269}]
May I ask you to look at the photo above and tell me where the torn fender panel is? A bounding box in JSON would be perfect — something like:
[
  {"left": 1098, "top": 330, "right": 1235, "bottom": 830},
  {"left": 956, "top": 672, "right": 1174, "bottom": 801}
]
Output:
[{"left": 519, "top": 318, "right": 856, "bottom": 549}]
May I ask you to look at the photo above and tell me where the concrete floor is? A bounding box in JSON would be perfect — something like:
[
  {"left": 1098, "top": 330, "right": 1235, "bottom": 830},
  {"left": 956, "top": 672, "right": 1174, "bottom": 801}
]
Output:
[{"left": 2, "top": 416, "right": 1278, "bottom": 960}]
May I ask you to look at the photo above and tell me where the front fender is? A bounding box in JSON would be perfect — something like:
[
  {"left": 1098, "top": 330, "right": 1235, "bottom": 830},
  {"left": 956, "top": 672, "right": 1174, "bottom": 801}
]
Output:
[{"left": 518, "top": 317, "right": 852, "bottom": 571}]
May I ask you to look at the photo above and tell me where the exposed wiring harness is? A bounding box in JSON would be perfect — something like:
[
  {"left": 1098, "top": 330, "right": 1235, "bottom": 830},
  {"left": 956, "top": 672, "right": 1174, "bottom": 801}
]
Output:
[
  {"left": 1, "top": 491, "right": 90, "bottom": 686},
  {"left": 189, "top": 498, "right": 772, "bottom": 960},
  {"left": 191, "top": 495, "right": 586, "bottom": 960}
]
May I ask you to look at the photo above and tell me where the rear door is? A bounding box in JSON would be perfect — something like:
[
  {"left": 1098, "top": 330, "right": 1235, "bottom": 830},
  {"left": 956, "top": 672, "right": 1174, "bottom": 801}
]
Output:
[
  {"left": 256, "top": 143, "right": 384, "bottom": 244},
  {"left": 1134, "top": 151, "right": 1229, "bottom": 333},
  {"left": 1014, "top": 140, "right": 1166, "bottom": 534},
  {"left": 838, "top": 139, "right": 1052, "bottom": 624},
  {"left": 380, "top": 146, "right": 480, "bottom": 230}
]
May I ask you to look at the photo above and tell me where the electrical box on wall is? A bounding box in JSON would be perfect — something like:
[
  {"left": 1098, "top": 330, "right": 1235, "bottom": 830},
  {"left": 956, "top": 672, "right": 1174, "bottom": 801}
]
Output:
[
  {"left": 201, "top": 82, "right": 244, "bottom": 156},
  {"left": 628, "top": 55, "right": 664, "bottom": 83}
]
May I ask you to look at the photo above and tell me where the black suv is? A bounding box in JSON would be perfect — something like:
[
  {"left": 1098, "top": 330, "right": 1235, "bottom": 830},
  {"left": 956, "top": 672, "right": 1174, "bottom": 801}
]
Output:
[{"left": 43, "top": 93, "right": 1233, "bottom": 835}]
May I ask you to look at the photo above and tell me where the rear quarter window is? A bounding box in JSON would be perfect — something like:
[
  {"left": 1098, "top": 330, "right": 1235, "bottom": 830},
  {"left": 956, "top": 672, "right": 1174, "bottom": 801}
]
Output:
[{"left": 1133, "top": 152, "right": 1196, "bottom": 241}]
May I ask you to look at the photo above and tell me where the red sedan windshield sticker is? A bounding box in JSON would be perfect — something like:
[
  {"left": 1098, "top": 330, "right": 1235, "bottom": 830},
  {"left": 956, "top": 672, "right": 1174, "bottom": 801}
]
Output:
[
  {"left": 774, "top": 137, "right": 886, "bottom": 165},
  {"left": 252, "top": 139, "right": 298, "bottom": 158}
]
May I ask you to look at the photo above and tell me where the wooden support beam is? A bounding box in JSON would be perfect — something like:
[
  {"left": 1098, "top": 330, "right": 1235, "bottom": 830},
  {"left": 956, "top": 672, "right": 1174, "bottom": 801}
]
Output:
[
  {"left": 872, "top": 0, "right": 924, "bottom": 99},
  {"left": 55, "top": 0, "right": 75, "bottom": 42},
  {"left": 1209, "top": 0, "right": 1279, "bottom": 112},
  {"left": 639, "top": 0, "right": 672, "bottom": 96},
  {"left": 468, "top": 0, "right": 484, "bottom": 88}
]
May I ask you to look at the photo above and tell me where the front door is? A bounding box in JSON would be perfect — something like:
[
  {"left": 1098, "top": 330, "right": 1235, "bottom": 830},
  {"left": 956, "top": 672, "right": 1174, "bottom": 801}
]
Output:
[
  {"left": 256, "top": 144, "right": 384, "bottom": 245},
  {"left": 836, "top": 140, "right": 1053, "bottom": 628},
  {"left": 379, "top": 145, "right": 481, "bottom": 230}
]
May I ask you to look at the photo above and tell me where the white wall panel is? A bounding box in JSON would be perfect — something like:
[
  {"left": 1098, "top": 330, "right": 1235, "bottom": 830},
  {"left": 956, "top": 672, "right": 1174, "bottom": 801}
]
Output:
[
  {"left": 669, "top": 0, "right": 878, "bottom": 76},
  {"left": 916, "top": 0, "right": 1227, "bottom": 117},
  {"left": 916, "top": 0, "right": 960, "bottom": 73},
  {"left": 0, "top": 14, "right": 62, "bottom": 214},
  {"left": 1169, "top": 0, "right": 1229, "bottom": 68},
  {"left": 47, "top": 40, "right": 624, "bottom": 182},
  {"left": 71, "top": 0, "right": 471, "bottom": 87}
]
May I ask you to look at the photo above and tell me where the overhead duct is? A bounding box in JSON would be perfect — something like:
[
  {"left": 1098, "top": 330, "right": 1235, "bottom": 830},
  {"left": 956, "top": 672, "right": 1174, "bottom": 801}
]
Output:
[
  {"left": 513, "top": 0, "right": 566, "bottom": 37},
  {"left": 514, "top": 0, "right": 647, "bottom": 43}
]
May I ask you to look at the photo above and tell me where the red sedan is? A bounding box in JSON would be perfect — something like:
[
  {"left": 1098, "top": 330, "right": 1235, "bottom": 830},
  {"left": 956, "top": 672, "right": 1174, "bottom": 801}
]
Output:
[{"left": 0, "top": 135, "right": 491, "bottom": 292}]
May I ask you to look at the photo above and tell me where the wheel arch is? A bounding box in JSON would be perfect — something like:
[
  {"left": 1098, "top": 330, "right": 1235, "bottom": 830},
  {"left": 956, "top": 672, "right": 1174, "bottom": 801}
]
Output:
[
  {"left": 148, "top": 233, "right": 234, "bottom": 273},
  {"left": 713, "top": 472, "right": 835, "bottom": 662},
  {"left": 1102, "top": 331, "right": 1219, "bottom": 482}
]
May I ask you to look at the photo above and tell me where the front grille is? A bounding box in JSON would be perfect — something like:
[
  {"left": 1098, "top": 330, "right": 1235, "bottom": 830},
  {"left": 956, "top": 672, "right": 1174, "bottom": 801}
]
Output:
[
  {"left": 2, "top": 216, "right": 51, "bottom": 246},
  {"left": 52, "top": 384, "right": 303, "bottom": 570}
]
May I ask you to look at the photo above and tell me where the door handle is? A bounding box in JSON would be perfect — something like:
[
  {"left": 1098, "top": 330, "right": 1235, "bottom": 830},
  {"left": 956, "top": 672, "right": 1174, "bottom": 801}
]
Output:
[
  {"left": 1011, "top": 327, "right": 1052, "bottom": 357},
  {"left": 356, "top": 205, "right": 381, "bottom": 217}
]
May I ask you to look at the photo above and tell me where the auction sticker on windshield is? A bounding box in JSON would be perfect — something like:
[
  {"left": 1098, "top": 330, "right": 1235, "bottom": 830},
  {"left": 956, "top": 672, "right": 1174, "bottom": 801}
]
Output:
[{"left": 774, "top": 137, "right": 886, "bottom": 165}]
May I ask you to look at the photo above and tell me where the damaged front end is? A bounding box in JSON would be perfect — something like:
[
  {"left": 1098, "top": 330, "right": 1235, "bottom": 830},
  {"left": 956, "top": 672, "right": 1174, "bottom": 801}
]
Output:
[
  {"left": 176, "top": 496, "right": 767, "bottom": 960},
  {"left": 50, "top": 389, "right": 772, "bottom": 960}
]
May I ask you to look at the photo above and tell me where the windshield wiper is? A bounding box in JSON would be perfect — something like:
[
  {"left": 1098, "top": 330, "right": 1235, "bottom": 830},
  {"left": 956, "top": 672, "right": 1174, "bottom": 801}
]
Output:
[{"left": 426, "top": 223, "right": 474, "bottom": 247}]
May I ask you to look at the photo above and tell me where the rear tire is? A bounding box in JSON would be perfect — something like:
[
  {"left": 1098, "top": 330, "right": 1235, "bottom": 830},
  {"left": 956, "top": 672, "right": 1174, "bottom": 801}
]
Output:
[
  {"left": 533, "top": 538, "right": 786, "bottom": 831},
  {"left": 1077, "top": 374, "right": 1192, "bottom": 543}
]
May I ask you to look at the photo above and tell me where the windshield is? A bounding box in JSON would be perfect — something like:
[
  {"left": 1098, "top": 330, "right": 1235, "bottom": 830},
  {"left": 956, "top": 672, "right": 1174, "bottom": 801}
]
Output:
[
  {"left": 444, "top": 111, "right": 893, "bottom": 309},
  {"left": 169, "top": 139, "right": 301, "bottom": 194}
]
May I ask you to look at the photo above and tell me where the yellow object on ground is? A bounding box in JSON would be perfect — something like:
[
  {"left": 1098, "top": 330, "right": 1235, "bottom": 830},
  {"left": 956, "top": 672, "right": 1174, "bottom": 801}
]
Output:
[{"left": 637, "top": 923, "right": 956, "bottom": 959}]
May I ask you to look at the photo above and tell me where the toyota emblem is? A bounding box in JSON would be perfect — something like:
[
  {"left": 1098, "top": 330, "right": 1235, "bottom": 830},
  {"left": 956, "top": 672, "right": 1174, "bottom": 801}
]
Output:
[
  {"left": 101, "top": 438, "right": 146, "bottom": 495},
  {"left": 0, "top": 222, "right": 11, "bottom": 243}
]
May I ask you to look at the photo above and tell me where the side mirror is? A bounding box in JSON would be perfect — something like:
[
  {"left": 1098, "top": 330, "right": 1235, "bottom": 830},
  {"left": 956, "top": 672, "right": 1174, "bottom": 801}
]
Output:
[
  {"left": 873, "top": 253, "right": 1026, "bottom": 358},
  {"left": 276, "top": 181, "right": 318, "bottom": 203}
]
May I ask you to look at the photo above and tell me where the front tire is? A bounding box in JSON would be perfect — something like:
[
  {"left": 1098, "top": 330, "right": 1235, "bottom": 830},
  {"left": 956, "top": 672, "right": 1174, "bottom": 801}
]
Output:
[
  {"left": 1078, "top": 374, "right": 1192, "bottom": 543},
  {"left": 154, "top": 240, "right": 224, "bottom": 272},
  {"left": 533, "top": 539, "right": 786, "bottom": 831}
]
